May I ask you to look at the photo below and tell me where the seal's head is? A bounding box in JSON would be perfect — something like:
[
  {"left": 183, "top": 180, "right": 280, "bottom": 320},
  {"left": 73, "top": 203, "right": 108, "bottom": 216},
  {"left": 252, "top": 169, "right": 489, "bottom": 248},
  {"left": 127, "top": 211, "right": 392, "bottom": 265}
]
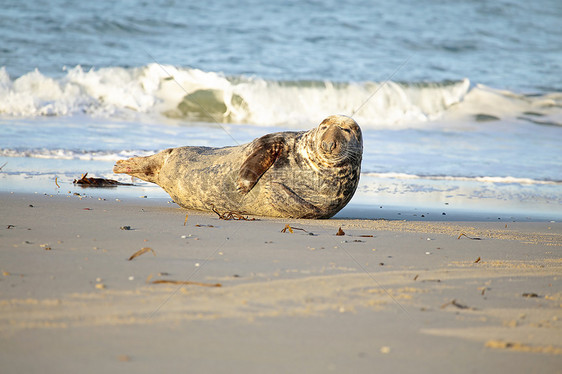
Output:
[{"left": 312, "top": 115, "right": 363, "bottom": 166}]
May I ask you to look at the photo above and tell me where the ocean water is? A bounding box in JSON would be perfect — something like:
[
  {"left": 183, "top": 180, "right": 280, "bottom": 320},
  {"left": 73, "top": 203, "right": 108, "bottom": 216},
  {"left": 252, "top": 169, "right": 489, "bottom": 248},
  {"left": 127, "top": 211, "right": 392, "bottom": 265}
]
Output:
[{"left": 1, "top": 0, "right": 561, "bottom": 220}]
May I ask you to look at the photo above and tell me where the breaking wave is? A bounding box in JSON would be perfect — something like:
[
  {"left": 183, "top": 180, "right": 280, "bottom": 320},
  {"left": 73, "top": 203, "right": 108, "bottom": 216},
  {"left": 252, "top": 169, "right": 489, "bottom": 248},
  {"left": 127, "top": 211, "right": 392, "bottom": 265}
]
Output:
[{"left": 2, "top": 64, "right": 558, "bottom": 128}]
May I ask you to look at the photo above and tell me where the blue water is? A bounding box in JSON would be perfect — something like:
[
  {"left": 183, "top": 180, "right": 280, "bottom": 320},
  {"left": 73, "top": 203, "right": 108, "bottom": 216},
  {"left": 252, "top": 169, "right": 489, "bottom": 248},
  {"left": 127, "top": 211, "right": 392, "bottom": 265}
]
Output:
[
  {"left": 3, "top": 0, "right": 562, "bottom": 91},
  {"left": 1, "top": 0, "right": 561, "bottom": 219}
]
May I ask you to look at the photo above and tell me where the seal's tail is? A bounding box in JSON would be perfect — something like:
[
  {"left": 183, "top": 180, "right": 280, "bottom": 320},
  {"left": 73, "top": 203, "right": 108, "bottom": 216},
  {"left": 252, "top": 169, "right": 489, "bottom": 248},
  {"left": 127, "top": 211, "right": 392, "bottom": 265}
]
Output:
[{"left": 113, "top": 148, "right": 172, "bottom": 184}]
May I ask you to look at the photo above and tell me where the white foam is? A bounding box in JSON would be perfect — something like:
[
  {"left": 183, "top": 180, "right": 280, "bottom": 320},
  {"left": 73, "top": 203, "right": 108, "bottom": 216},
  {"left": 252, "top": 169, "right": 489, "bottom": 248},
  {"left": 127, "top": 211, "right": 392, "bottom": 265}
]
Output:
[
  {"left": 0, "top": 148, "right": 155, "bottom": 162},
  {"left": 0, "top": 65, "right": 470, "bottom": 127},
  {"left": 1, "top": 65, "right": 561, "bottom": 129},
  {"left": 443, "top": 84, "right": 562, "bottom": 124},
  {"left": 0, "top": 65, "right": 165, "bottom": 118},
  {"left": 364, "top": 172, "right": 560, "bottom": 185},
  {"left": 2, "top": 147, "right": 558, "bottom": 187}
]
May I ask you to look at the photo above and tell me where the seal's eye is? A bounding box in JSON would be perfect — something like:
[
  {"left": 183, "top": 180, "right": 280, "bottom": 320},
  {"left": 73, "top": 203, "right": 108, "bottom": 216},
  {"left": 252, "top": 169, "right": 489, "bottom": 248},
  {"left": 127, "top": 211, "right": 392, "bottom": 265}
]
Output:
[{"left": 341, "top": 128, "right": 351, "bottom": 133}]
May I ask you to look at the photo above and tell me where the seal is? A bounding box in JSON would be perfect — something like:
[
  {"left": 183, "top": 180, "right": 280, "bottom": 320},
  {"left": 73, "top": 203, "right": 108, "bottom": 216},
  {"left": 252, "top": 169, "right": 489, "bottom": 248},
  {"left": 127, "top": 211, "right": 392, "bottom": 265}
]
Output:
[{"left": 113, "top": 115, "right": 362, "bottom": 218}]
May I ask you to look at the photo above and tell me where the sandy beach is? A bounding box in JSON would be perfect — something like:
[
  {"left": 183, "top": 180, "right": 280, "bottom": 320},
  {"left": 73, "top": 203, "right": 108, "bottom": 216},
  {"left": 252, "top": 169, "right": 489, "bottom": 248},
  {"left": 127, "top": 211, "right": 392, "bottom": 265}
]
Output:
[
  {"left": 1, "top": 189, "right": 560, "bottom": 373},
  {"left": 2, "top": 0, "right": 562, "bottom": 372}
]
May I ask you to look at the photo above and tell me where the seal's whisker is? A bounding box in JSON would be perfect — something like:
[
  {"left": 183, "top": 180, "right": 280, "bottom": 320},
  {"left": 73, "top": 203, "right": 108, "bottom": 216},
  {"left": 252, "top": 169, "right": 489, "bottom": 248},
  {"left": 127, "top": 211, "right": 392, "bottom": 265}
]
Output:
[{"left": 350, "top": 56, "right": 412, "bottom": 117}]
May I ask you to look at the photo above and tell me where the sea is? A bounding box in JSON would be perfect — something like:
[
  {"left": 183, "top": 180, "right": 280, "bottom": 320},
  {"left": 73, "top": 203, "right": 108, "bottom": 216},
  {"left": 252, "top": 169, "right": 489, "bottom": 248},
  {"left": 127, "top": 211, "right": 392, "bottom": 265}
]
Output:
[{"left": 1, "top": 0, "right": 561, "bottom": 221}]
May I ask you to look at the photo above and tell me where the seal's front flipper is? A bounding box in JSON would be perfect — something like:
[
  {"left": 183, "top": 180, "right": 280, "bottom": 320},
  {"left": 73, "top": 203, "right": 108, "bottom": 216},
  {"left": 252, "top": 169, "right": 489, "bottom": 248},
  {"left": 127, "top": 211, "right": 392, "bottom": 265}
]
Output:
[
  {"left": 113, "top": 148, "right": 173, "bottom": 184},
  {"left": 237, "top": 134, "right": 284, "bottom": 194}
]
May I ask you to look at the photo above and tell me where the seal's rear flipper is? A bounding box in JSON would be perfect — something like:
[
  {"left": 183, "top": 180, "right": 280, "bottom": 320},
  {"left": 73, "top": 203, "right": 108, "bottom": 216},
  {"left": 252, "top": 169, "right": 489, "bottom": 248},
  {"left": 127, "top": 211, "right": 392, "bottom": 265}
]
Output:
[{"left": 113, "top": 148, "right": 173, "bottom": 184}]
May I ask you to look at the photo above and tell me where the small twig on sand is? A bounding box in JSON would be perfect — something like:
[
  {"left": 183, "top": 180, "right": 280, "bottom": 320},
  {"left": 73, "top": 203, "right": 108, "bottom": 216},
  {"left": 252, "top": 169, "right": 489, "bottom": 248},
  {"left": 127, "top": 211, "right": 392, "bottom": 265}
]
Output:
[
  {"left": 128, "top": 247, "right": 155, "bottom": 261},
  {"left": 458, "top": 233, "right": 482, "bottom": 240},
  {"left": 151, "top": 279, "right": 221, "bottom": 287},
  {"left": 441, "top": 299, "right": 476, "bottom": 310}
]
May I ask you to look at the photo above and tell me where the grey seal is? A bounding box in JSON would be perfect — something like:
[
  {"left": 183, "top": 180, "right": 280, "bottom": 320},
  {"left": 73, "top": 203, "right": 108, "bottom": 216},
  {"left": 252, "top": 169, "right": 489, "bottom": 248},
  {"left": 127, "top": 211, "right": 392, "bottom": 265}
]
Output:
[{"left": 113, "top": 115, "right": 362, "bottom": 218}]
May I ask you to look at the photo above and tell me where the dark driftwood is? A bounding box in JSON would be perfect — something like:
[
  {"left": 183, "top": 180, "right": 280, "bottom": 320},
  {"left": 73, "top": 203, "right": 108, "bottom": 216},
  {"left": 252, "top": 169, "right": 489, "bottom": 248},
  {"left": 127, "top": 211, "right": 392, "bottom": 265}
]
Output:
[{"left": 73, "top": 173, "right": 133, "bottom": 187}]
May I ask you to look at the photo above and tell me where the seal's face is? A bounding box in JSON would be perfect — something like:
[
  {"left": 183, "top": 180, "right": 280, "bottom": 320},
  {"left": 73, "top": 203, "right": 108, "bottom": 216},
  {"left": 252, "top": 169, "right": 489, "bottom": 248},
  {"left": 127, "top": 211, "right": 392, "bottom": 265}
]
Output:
[{"left": 314, "top": 115, "right": 363, "bottom": 165}]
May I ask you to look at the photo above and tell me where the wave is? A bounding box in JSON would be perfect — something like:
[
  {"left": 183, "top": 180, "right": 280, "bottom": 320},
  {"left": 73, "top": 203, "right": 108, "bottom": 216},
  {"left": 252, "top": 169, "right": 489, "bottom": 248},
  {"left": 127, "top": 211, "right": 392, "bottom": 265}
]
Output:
[
  {"left": 1, "top": 64, "right": 561, "bottom": 128},
  {"left": 363, "top": 172, "right": 561, "bottom": 185},
  {"left": 0, "top": 148, "right": 156, "bottom": 162}
]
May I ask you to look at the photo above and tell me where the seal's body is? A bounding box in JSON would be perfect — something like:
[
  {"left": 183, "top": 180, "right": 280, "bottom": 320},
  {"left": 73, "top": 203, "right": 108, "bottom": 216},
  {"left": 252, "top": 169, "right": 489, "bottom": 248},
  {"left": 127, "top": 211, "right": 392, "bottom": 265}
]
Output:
[{"left": 113, "top": 115, "right": 362, "bottom": 218}]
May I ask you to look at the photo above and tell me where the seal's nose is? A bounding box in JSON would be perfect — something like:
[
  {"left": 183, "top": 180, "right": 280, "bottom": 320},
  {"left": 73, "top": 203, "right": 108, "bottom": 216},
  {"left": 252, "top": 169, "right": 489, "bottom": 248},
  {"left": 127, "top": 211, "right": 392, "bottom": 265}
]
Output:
[{"left": 322, "top": 140, "right": 335, "bottom": 153}]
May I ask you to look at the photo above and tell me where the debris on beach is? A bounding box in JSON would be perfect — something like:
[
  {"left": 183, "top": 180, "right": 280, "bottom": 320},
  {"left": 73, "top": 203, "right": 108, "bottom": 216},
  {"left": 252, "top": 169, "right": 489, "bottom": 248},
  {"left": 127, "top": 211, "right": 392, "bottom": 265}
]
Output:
[
  {"left": 485, "top": 340, "right": 562, "bottom": 354},
  {"left": 211, "top": 205, "right": 256, "bottom": 221},
  {"left": 457, "top": 233, "right": 482, "bottom": 240},
  {"left": 127, "top": 247, "right": 155, "bottom": 261},
  {"left": 151, "top": 279, "right": 221, "bottom": 287},
  {"left": 474, "top": 256, "right": 481, "bottom": 263},
  {"left": 281, "top": 224, "right": 308, "bottom": 233},
  {"left": 380, "top": 346, "right": 391, "bottom": 354},
  {"left": 73, "top": 173, "right": 132, "bottom": 187},
  {"left": 336, "top": 227, "right": 345, "bottom": 236},
  {"left": 440, "top": 299, "right": 476, "bottom": 310},
  {"left": 281, "top": 224, "right": 294, "bottom": 233}
]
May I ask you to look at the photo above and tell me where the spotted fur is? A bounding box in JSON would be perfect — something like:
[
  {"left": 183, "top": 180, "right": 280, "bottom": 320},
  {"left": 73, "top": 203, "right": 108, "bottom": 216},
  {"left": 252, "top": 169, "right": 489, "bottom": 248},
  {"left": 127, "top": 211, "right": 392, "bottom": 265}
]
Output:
[{"left": 113, "top": 115, "right": 362, "bottom": 218}]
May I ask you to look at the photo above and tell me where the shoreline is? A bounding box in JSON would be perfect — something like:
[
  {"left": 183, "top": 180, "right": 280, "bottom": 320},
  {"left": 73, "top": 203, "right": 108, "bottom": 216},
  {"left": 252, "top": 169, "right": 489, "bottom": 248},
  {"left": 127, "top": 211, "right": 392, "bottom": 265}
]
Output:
[
  {"left": 2, "top": 167, "right": 561, "bottom": 222},
  {"left": 1, "top": 191, "right": 561, "bottom": 373}
]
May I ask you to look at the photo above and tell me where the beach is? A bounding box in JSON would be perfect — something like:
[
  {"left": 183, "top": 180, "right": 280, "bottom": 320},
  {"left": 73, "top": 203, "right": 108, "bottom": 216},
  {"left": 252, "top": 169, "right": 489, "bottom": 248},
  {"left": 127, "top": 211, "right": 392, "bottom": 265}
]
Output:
[
  {"left": 1, "top": 189, "right": 560, "bottom": 373},
  {"left": 2, "top": 0, "right": 562, "bottom": 372}
]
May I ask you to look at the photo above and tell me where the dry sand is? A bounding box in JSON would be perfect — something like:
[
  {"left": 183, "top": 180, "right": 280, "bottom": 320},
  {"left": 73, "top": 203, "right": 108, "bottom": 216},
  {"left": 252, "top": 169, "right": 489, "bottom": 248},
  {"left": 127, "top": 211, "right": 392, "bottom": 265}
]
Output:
[{"left": 1, "top": 191, "right": 561, "bottom": 373}]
